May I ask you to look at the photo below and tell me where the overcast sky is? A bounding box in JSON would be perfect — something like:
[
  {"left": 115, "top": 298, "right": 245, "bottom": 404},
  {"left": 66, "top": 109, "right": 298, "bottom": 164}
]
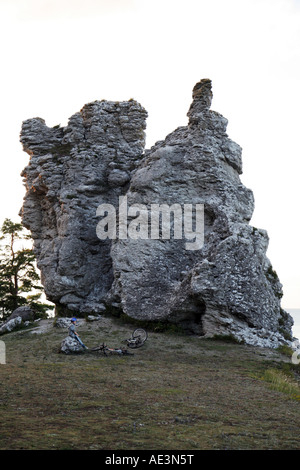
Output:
[{"left": 0, "top": 0, "right": 299, "bottom": 308}]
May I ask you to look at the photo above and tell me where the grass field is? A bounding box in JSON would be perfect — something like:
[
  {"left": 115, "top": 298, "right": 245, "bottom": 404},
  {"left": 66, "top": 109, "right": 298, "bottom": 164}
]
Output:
[{"left": 0, "top": 316, "right": 299, "bottom": 450}]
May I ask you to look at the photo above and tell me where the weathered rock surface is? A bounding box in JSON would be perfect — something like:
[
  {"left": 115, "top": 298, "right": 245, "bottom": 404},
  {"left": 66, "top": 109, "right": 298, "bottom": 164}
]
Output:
[
  {"left": 60, "top": 336, "right": 85, "bottom": 354},
  {"left": 0, "top": 306, "right": 38, "bottom": 335},
  {"left": 54, "top": 317, "right": 73, "bottom": 329},
  {"left": 19, "top": 79, "right": 294, "bottom": 348},
  {"left": 20, "top": 100, "right": 147, "bottom": 315},
  {"left": 7, "top": 306, "right": 34, "bottom": 323},
  {"left": 0, "top": 316, "right": 22, "bottom": 335}
]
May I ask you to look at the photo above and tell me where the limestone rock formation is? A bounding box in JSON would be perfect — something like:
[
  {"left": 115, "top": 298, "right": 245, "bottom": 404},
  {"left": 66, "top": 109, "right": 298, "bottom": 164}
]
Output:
[
  {"left": 19, "top": 79, "right": 294, "bottom": 348},
  {"left": 20, "top": 100, "right": 147, "bottom": 315}
]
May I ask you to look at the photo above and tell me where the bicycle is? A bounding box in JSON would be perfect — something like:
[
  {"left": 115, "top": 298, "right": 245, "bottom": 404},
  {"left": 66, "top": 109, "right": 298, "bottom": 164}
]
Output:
[
  {"left": 90, "top": 343, "right": 134, "bottom": 356},
  {"left": 90, "top": 328, "right": 148, "bottom": 356},
  {"left": 125, "top": 328, "right": 148, "bottom": 349}
]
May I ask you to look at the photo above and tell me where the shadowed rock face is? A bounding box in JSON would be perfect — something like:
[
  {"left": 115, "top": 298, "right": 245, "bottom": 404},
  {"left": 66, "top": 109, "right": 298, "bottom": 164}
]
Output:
[{"left": 19, "top": 80, "right": 294, "bottom": 347}]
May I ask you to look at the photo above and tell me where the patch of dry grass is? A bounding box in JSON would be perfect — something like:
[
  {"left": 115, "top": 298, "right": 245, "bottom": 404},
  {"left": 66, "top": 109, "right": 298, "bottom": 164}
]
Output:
[{"left": 0, "top": 317, "right": 299, "bottom": 450}]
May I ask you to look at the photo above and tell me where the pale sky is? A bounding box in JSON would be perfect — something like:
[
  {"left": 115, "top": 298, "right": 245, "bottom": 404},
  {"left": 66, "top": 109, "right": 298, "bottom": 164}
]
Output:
[{"left": 0, "top": 0, "right": 299, "bottom": 308}]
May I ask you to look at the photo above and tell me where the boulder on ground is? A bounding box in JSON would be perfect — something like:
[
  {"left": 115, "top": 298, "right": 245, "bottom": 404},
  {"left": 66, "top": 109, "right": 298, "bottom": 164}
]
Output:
[
  {"left": 55, "top": 317, "right": 72, "bottom": 328},
  {"left": 8, "top": 306, "right": 34, "bottom": 322},
  {"left": 0, "top": 316, "right": 22, "bottom": 335},
  {"left": 60, "top": 336, "right": 85, "bottom": 354}
]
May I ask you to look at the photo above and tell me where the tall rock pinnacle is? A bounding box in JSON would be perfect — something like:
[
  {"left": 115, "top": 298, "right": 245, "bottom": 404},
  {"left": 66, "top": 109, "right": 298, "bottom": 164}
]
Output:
[{"left": 187, "top": 78, "right": 213, "bottom": 123}]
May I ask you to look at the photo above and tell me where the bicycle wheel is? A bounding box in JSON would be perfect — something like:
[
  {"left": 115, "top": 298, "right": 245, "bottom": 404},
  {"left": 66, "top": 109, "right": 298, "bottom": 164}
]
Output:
[{"left": 132, "top": 328, "right": 148, "bottom": 344}]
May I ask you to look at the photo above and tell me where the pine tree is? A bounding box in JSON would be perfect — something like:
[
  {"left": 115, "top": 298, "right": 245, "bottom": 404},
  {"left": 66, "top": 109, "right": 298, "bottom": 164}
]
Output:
[{"left": 0, "top": 218, "right": 53, "bottom": 320}]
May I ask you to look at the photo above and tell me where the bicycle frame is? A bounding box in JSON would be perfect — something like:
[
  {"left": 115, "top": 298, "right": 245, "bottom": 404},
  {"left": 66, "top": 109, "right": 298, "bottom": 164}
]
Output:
[{"left": 90, "top": 329, "right": 147, "bottom": 356}]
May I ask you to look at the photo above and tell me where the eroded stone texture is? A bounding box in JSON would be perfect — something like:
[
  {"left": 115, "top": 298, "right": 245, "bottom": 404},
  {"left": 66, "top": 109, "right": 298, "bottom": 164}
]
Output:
[
  {"left": 108, "top": 80, "right": 293, "bottom": 347},
  {"left": 20, "top": 100, "right": 147, "bottom": 315},
  {"left": 20, "top": 80, "right": 293, "bottom": 347}
]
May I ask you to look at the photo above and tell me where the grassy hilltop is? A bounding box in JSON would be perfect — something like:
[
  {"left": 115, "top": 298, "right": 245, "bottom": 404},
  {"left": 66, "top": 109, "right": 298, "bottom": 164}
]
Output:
[{"left": 0, "top": 315, "right": 299, "bottom": 450}]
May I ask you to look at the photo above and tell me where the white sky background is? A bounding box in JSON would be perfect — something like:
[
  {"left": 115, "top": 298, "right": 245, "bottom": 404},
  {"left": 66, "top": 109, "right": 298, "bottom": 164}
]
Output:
[{"left": 0, "top": 0, "right": 299, "bottom": 308}]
